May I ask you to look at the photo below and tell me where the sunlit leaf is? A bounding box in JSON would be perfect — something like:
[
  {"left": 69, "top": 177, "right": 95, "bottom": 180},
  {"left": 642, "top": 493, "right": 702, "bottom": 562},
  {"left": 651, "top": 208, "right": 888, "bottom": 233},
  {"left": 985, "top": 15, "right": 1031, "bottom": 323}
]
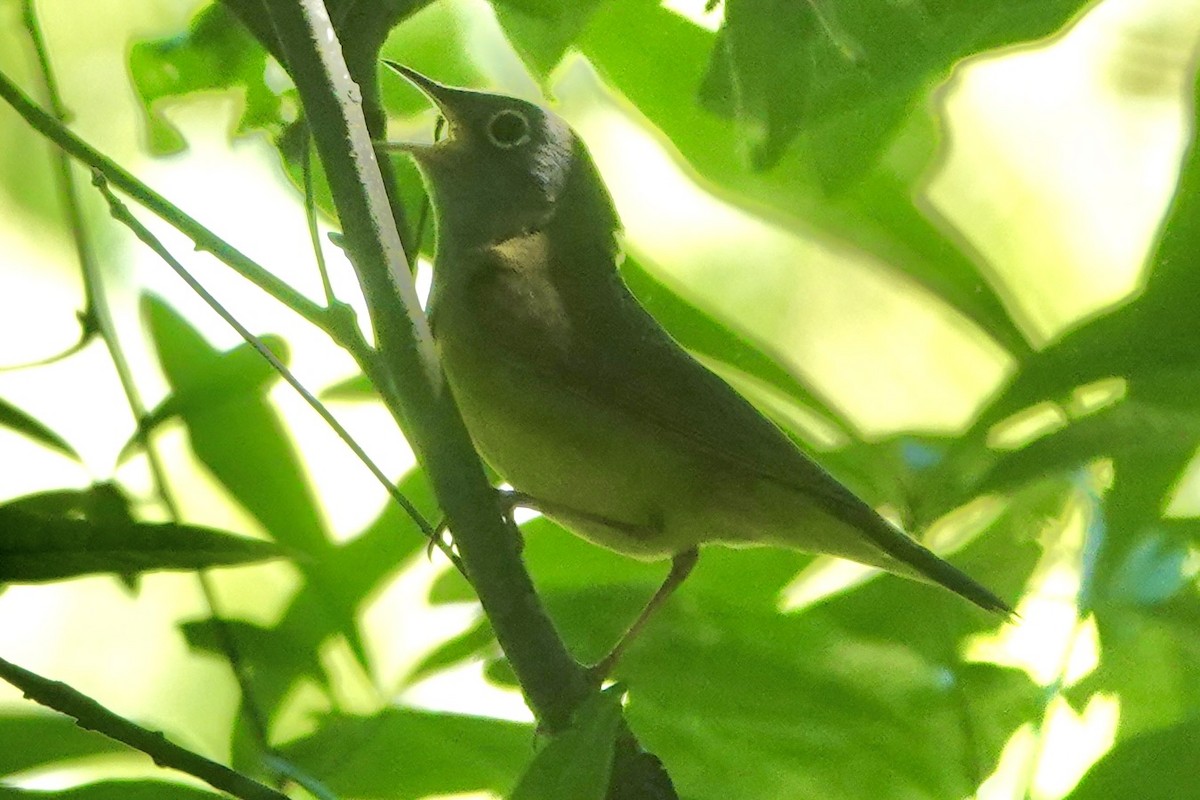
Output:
[
  {"left": 128, "top": 4, "right": 282, "bottom": 154},
  {"left": 0, "top": 712, "right": 124, "bottom": 776},
  {"left": 277, "top": 709, "right": 532, "bottom": 799},
  {"left": 0, "top": 782, "right": 223, "bottom": 799}
]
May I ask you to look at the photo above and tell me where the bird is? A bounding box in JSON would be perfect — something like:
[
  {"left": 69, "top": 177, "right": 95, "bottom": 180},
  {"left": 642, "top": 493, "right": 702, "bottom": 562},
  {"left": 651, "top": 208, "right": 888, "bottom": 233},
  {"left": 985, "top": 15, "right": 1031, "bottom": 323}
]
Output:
[{"left": 381, "top": 62, "right": 1012, "bottom": 674}]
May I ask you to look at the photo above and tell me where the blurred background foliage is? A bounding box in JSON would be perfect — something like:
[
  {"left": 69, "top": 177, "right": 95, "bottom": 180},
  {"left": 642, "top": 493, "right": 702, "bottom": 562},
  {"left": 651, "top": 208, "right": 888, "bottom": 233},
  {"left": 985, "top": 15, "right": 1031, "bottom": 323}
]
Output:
[{"left": 0, "top": 0, "right": 1199, "bottom": 798}]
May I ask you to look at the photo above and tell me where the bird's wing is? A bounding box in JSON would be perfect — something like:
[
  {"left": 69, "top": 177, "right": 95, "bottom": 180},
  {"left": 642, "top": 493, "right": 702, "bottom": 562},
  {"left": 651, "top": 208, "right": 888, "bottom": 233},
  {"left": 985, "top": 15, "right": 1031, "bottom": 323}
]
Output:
[
  {"left": 472, "top": 234, "right": 864, "bottom": 514},
  {"left": 462, "top": 235, "right": 1013, "bottom": 615}
]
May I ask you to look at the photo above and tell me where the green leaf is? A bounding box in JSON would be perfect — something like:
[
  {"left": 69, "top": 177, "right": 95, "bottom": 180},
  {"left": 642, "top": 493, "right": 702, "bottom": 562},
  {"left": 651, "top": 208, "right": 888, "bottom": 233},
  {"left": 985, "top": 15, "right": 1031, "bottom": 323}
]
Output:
[
  {"left": 0, "top": 397, "right": 77, "bottom": 459},
  {"left": 977, "top": 67, "right": 1200, "bottom": 427},
  {"left": 0, "top": 503, "right": 281, "bottom": 584},
  {"left": 141, "top": 298, "right": 329, "bottom": 569},
  {"left": 128, "top": 4, "right": 282, "bottom": 154},
  {"left": 406, "top": 617, "right": 497, "bottom": 685},
  {"left": 523, "top": 496, "right": 1043, "bottom": 800},
  {"left": 491, "top": 0, "right": 609, "bottom": 76},
  {"left": 578, "top": 0, "right": 1032, "bottom": 353},
  {"left": 701, "top": 0, "right": 1091, "bottom": 179},
  {"left": 276, "top": 709, "right": 533, "bottom": 799},
  {"left": 119, "top": 328, "right": 288, "bottom": 464},
  {"left": 1069, "top": 593, "right": 1200, "bottom": 741},
  {"left": 510, "top": 686, "right": 623, "bottom": 800},
  {"left": 319, "top": 372, "right": 375, "bottom": 402},
  {"left": 1065, "top": 717, "right": 1200, "bottom": 800},
  {"left": 981, "top": 401, "right": 1200, "bottom": 494},
  {"left": 0, "top": 781, "right": 223, "bottom": 799},
  {"left": 0, "top": 712, "right": 124, "bottom": 776},
  {"left": 621, "top": 252, "right": 844, "bottom": 428}
]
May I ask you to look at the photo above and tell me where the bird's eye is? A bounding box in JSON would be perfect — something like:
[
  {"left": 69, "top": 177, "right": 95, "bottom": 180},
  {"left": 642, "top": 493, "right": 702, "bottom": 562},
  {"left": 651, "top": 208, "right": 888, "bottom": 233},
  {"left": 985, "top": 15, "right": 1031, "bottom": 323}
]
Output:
[{"left": 486, "top": 109, "right": 530, "bottom": 149}]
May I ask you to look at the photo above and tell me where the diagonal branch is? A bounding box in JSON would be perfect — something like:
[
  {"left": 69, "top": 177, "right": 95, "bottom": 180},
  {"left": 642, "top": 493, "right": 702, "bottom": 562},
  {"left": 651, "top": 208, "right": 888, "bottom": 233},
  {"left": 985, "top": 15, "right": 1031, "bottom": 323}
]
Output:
[{"left": 0, "top": 654, "right": 290, "bottom": 800}]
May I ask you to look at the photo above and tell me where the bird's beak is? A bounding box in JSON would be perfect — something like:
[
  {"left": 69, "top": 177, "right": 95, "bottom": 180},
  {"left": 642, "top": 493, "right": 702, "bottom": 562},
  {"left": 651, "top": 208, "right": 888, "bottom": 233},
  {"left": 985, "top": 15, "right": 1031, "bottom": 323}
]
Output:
[{"left": 381, "top": 61, "right": 471, "bottom": 150}]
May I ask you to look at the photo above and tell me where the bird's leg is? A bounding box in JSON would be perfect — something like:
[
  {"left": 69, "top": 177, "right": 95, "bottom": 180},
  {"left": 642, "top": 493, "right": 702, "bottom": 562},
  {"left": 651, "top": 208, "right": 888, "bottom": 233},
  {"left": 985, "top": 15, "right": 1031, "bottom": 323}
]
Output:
[
  {"left": 494, "top": 490, "right": 697, "bottom": 677},
  {"left": 589, "top": 546, "right": 699, "bottom": 682}
]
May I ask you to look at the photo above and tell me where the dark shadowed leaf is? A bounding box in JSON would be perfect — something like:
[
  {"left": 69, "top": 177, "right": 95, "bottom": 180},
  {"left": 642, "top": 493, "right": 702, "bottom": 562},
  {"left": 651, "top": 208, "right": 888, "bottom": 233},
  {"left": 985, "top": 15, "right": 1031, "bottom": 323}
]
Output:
[
  {"left": 0, "top": 504, "right": 281, "bottom": 583},
  {"left": 510, "top": 686, "right": 623, "bottom": 800},
  {"left": 491, "top": 0, "right": 609, "bottom": 76},
  {"left": 575, "top": 0, "right": 1061, "bottom": 352},
  {"left": 0, "top": 397, "right": 77, "bottom": 459},
  {"left": 701, "top": 0, "right": 1091, "bottom": 179},
  {"left": 1065, "top": 717, "right": 1200, "bottom": 800}
]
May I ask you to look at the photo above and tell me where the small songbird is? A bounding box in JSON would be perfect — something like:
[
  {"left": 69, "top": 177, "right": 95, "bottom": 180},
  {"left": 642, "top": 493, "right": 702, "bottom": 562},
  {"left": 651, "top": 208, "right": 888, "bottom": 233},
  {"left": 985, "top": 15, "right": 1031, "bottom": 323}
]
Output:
[{"left": 383, "top": 63, "right": 1010, "bottom": 672}]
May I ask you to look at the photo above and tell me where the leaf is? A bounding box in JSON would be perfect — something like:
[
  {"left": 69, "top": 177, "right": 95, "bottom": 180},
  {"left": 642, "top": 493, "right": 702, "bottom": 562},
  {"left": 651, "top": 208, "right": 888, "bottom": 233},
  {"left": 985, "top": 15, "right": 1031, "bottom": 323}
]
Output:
[
  {"left": 1065, "top": 717, "right": 1200, "bottom": 800},
  {"left": 276, "top": 709, "right": 533, "bottom": 799},
  {"left": 981, "top": 401, "right": 1200, "bottom": 494},
  {"left": 0, "top": 782, "right": 224, "bottom": 799},
  {"left": 141, "top": 296, "right": 363, "bottom": 651},
  {"left": 128, "top": 4, "right": 282, "bottom": 154},
  {"left": 406, "top": 617, "right": 497, "bottom": 685},
  {"left": 976, "top": 67, "right": 1200, "bottom": 427},
  {"left": 522, "top": 496, "right": 1043, "bottom": 800},
  {"left": 0, "top": 397, "right": 77, "bottom": 459},
  {"left": 179, "top": 618, "right": 324, "bottom": 717},
  {"left": 1068, "top": 592, "right": 1200, "bottom": 741},
  {"left": 0, "top": 712, "right": 124, "bottom": 776},
  {"left": 0, "top": 503, "right": 281, "bottom": 584},
  {"left": 119, "top": 329, "right": 288, "bottom": 464},
  {"left": 510, "top": 686, "right": 623, "bottom": 800},
  {"left": 491, "top": 0, "right": 609, "bottom": 76},
  {"left": 577, "top": 0, "right": 1032, "bottom": 353},
  {"left": 701, "top": 0, "right": 1092, "bottom": 179},
  {"left": 319, "top": 373, "right": 376, "bottom": 402},
  {"left": 620, "top": 252, "right": 844, "bottom": 428}
]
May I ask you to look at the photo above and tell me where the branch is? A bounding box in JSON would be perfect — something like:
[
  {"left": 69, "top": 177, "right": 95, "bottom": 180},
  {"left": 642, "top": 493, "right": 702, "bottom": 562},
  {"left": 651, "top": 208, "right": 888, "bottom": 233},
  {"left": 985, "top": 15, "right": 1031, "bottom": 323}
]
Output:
[
  {"left": 259, "top": 0, "right": 593, "bottom": 731},
  {"left": 0, "top": 655, "right": 290, "bottom": 800}
]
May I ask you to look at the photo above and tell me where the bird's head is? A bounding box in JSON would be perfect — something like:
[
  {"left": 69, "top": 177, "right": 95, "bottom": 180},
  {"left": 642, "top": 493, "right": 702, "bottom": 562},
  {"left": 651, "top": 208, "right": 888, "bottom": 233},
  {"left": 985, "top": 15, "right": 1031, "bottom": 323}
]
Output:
[{"left": 383, "top": 62, "right": 586, "bottom": 251}]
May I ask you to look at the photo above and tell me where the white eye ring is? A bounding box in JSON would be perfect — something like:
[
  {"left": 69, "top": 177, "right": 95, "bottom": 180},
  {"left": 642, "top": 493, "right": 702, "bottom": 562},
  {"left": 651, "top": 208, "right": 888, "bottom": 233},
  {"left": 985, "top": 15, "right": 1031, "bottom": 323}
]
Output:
[{"left": 486, "top": 109, "right": 531, "bottom": 149}]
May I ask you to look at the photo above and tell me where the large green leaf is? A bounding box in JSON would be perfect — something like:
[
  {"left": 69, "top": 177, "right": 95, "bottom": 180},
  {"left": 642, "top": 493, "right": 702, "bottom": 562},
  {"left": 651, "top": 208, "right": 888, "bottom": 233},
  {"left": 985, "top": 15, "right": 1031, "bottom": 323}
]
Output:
[
  {"left": 701, "top": 0, "right": 1093, "bottom": 179},
  {"left": 976, "top": 66, "right": 1200, "bottom": 428},
  {"left": 575, "top": 0, "right": 1046, "bottom": 352},
  {"left": 277, "top": 709, "right": 533, "bottom": 799},
  {"left": 491, "top": 0, "right": 609, "bottom": 76},
  {"left": 1065, "top": 717, "right": 1200, "bottom": 800}
]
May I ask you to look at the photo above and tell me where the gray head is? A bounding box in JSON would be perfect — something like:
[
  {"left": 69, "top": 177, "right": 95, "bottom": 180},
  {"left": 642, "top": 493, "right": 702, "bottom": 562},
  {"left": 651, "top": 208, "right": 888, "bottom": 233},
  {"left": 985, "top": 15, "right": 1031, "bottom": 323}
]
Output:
[{"left": 384, "top": 63, "right": 583, "bottom": 251}]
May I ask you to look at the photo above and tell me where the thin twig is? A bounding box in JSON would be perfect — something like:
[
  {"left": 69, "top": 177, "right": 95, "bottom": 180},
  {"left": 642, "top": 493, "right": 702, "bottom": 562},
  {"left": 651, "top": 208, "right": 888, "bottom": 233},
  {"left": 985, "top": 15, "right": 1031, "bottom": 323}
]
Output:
[
  {"left": 300, "top": 120, "right": 337, "bottom": 307},
  {"left": 92, "top": 171, "right": 458, "bottom": 571},
  {"left": 0, "top": 64, "right": 335, "bottom": 341},
  {"left": 0, "top": 655, "right": 290, "bottom": 800},
  {"left": 18, "top": 0, "right": 278, "bottom": 761}
]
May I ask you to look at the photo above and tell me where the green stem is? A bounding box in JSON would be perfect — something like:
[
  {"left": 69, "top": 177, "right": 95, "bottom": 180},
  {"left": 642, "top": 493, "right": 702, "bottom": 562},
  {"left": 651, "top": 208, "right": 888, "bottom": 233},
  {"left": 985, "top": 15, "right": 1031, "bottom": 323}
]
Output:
[
  {"left": 261, "top": 0, "right": 593, "bottom": 732},
  {"left": 0, "top": 64, "right": 333, "bottom": 339},
  {"left": 0, "top": 655, "right": 291, "bottom": 800}
]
